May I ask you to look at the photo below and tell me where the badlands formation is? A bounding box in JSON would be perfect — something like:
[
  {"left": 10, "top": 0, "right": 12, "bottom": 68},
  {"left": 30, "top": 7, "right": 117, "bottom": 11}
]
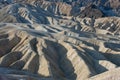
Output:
[{"left": 0, "top": 0, "right": 120, "bottom": 80}]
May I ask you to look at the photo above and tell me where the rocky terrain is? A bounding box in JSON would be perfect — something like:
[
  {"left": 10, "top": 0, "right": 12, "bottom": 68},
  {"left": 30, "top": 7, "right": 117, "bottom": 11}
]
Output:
[{"left": 0, "top": 0, "right": 120, "bottom": 80}]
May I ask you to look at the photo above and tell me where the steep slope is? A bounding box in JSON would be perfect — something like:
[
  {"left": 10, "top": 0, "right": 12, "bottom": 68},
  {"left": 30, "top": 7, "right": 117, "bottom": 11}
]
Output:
[
  {"left": 13, "top": 0, "right": 120, "bottom": 17},
  {"left": 0, "top": 0, "right": 120, "bottom": 80},
  {"left": 0, "top": 3, "right": 120, "bottom": 34},
  {"left": 0, "top": 18, "right": 119, "bottom": 79},
  {"left": 0, "top": 3, "right": 53, "bottom": 23}
]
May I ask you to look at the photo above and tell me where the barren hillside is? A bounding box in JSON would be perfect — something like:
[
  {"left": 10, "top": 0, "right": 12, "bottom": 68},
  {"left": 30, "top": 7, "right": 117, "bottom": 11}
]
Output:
[{"left": 0, "top": 0, "right": 120, "bottom": 80}]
